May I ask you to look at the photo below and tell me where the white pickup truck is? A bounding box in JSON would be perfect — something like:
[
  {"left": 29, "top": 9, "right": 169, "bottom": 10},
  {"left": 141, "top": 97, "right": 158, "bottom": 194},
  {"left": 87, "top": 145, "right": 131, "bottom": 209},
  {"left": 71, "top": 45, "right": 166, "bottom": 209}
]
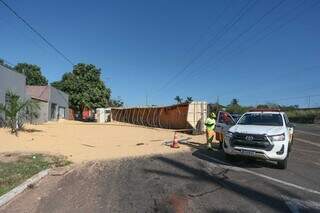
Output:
[{"left": 215, "top": 109, "right": 294, "bottom": 169}]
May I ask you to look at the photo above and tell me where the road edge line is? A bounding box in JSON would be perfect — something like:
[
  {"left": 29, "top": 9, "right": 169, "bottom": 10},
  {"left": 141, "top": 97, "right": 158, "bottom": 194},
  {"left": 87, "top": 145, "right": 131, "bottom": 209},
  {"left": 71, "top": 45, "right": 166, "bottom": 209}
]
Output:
[
  {"left": 295, "top": 137, "right": 320, "bottom": 148},
  {"left": 197, "top": 153, "right": 320, "bottom": 196},
  {"left": 0, "top": 169, "right": 50, "bottom": 207},
  {"left": 295, "top": 130, "right": 320, "bottom": 137}
]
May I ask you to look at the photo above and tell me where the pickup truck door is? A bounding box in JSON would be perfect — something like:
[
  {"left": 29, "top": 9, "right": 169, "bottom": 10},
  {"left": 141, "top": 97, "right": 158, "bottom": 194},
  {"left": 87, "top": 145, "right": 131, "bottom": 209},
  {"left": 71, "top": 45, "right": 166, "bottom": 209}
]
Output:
[{"left": 215, "top": 111, "right": 236, "bottom": 142}]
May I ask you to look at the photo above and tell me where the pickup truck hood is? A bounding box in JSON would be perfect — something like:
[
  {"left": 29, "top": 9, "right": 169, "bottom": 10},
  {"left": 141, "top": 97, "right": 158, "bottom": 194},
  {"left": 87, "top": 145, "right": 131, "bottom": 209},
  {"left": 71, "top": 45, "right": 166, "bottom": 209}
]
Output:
[{"left": 229, "top": 125, "right": 284, "bottom": 136}]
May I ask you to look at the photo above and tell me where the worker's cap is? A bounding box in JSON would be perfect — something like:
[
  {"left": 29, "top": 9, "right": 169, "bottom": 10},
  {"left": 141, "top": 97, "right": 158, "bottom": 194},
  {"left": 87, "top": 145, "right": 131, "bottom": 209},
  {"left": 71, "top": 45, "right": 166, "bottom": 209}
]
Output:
[{"left": 210, "top": 112, "right": 216, "bottom": 118}]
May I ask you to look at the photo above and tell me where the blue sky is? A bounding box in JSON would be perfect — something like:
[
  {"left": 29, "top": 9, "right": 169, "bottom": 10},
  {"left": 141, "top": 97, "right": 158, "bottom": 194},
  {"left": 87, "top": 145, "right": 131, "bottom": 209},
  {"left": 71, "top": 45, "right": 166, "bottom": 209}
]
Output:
[{"left": 1, "top": 0, "right": 319, "bottom": 107}]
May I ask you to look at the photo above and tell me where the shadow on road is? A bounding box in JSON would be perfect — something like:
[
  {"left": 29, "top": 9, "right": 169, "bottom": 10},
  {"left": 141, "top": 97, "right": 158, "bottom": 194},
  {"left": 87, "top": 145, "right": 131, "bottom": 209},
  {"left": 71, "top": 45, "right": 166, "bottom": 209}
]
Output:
[
  {"left": 145, "top": 155, "right": 289, "bottom": 212},
  {"left": 193, "top": 149, "right": 279, "bottom": 169},
  {"left": 180, "top": 137, "right": 279, "bottom": 169}
]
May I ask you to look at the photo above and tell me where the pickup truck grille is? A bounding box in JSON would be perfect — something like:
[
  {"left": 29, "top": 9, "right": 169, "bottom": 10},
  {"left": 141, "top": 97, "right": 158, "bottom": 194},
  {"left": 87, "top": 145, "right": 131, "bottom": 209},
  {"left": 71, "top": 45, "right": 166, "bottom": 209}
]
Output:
[{"left": 231, "top": 133, "right": 273, "bottom": 151}]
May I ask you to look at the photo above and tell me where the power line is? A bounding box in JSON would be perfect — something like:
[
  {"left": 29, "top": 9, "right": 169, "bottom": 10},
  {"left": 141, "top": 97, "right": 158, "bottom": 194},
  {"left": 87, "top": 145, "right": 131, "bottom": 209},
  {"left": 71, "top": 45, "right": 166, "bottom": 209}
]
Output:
[
  {"left": 0, "top": 0, "right": 75, "bottom": 66},
  {"left": 196, "top": 0, "right": 315, "bottom": 77},
  {"left": 212, "top": 0, "right": 311, "bottom": 67},
  {"left": 153, "top": 0, "right": 258, "bottom": 95},
  {"left": 180, "top": 0, "right": 232, "bottom": 62},
  {"left": 219, "top": 66, "right": 320, "bottom": 105},
  {"left": 171, "top": 0, "right": 318, "bottom": 94},
  {"left": 273, "top": 95, "right": 320, "bottom": 102},
  {"left": 0, "top": 13, "right": 55, "bottom": 57},
  {"left": 200, "top": 0, "right": 287, "bottom": 70},
  {"left": 176, "top": 0, "right": 287, "bottom": 88},
  {"left": 266, "top": 94, "right": 320, "bottom": 103},
  {"left": 155, "top": 1, "right": 319, "bottom": 104},
  {"left": 239, "top": 0, "right": 319, "bottom": 53},
  {"left": 157, "top": 0, "right": 257, "bottom": 92},
  {"left": 148, "top": 1, "right": 232, "bottom": 103}
]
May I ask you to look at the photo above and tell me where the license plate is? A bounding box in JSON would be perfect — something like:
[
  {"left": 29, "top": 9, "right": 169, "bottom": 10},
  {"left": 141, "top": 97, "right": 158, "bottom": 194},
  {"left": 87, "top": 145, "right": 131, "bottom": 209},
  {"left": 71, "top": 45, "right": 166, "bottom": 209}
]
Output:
[{"left": 240, "top": 150, "right": 256, "bottom": 156}]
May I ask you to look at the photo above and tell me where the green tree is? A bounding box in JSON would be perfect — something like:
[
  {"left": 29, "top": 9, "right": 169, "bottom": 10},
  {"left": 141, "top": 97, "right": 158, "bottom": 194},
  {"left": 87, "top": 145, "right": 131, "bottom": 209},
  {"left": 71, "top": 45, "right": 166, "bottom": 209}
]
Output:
[
  {"left": 0, "top": 91, "right": 39, "bottom": 134},
  {"left": 51, "top": 63, "right": 111, "bottom": 115},
  {"left": 280, "top": 105, "right": 299, "bottom": 111},
  {"left": 226, "top": 98, "right": 246, "bottom": 114},
  {"left": 174, "top": 96, "right": 183, "bottom": 104},
  {"left": 0, "top": 59, "right": 14, "bottom": 69},
  {"left": 14, "top": 63, "right": 48, "bottom": 85},
  {"left": 256, "top": 103, "right": 280, "bottom": 109},
  {"left": 108, "top": 97, "right": 124, "bottom": 107},
  {"left": 208, "top": 103, "right": 224, "bottom": 115}
]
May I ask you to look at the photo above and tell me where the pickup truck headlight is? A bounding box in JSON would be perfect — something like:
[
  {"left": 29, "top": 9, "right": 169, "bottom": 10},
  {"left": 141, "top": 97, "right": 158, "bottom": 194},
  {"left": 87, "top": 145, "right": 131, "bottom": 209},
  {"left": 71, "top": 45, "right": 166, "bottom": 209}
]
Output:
[{"left": 268, "top": 133, "right": 285, "bottom": 142}]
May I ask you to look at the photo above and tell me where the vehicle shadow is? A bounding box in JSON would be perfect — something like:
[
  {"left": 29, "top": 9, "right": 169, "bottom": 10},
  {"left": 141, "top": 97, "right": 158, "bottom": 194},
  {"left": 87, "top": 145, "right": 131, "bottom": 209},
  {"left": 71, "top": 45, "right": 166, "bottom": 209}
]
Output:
[
  {"left": 179, "top": 138, "right": 279, "bottom": 169},
  {"left": 145, "top": 155, "right": 289, "bottom": 212},
  {"left": 193, "top": 149, "right": 279, "bottom": 169}
]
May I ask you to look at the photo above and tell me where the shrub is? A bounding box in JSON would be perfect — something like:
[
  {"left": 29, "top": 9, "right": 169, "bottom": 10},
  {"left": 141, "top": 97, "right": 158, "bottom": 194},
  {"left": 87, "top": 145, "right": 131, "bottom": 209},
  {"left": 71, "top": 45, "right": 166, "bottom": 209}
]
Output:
[
  {"left": 0, "top": 91, "right": 39, "bottom": 134},
  {"left": 286, "top": 110, "right": 320, "bottom": 124}
]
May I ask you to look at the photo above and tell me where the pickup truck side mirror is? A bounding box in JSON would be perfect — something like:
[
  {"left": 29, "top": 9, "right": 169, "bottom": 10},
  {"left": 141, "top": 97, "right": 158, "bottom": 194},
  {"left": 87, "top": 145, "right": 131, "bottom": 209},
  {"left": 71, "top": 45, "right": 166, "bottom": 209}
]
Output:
[{"left": 287, "top": 123, "right": 295, "bottom": 128}]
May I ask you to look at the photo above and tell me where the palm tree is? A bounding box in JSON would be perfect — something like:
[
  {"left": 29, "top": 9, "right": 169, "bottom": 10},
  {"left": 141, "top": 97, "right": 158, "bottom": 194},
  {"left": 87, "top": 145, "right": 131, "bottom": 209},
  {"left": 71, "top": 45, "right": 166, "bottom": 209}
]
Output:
[
  {"left": 174, "top": 96, "right": 183, "bottom": 104},
  {"left": 185, "top": 97, "right": 193, "bottom": 103},
  {"left": 230, "top": 98, "right": 239, "bottom": 106},
  {"left": 0, "top": 91, "right": 39, "bottom": 134}
]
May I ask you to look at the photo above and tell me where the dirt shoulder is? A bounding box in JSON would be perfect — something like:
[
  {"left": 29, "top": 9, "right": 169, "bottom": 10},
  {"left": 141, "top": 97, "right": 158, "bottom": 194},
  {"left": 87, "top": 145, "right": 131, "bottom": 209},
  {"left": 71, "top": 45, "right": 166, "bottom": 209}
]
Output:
[{"left": 0, "top": 120, "right": 207, "bottom": 164}]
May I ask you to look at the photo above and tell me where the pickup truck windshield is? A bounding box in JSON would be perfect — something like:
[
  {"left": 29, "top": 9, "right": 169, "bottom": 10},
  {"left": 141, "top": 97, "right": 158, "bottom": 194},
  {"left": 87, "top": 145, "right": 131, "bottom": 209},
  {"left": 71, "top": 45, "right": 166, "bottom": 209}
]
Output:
[{"left": 237, "top": 113, "right": 283, "bottom": 126}]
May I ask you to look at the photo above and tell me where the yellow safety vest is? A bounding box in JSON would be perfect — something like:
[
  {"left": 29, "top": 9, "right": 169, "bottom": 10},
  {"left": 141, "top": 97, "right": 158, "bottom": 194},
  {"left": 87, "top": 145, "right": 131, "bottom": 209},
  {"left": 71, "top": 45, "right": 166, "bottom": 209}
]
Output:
[{"left": 205, "top": 117, "right": 216, "bottom": 131}]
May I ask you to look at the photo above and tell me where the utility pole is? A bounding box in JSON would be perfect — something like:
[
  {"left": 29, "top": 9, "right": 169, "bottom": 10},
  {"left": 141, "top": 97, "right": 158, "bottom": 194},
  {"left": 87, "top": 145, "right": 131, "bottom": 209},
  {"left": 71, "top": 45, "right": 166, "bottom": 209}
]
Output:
[{"left": 308, "top": 96, "right": 311, "bottom": 108}]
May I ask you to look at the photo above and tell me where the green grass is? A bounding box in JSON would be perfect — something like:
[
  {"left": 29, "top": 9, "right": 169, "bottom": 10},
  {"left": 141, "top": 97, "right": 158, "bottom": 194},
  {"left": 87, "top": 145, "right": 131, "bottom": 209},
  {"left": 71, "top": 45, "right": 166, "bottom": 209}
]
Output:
[{"left": 0, "top": 154, "right": 71, "bottom": 196}]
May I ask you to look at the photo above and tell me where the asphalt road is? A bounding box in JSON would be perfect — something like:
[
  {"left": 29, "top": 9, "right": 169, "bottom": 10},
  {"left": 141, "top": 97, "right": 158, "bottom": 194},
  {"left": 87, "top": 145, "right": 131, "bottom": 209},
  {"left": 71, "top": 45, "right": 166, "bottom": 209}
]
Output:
[{"left": 1, "top": 124, "right": 320, "bottom": 213}]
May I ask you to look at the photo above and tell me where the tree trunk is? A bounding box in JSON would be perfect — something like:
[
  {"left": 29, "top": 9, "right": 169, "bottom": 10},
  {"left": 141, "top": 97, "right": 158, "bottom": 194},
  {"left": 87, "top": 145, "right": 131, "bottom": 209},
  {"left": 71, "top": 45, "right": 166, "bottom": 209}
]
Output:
[{"left": 79, "top": 106, "right": 85, "bottom": 121}]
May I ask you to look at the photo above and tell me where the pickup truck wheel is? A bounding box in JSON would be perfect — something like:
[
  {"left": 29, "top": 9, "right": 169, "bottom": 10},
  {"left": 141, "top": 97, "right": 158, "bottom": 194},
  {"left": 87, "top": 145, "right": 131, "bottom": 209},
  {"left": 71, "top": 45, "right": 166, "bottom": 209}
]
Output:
[
  {"left": 277, "top": 154, "right": 288, "bottom": 169},
  {"left": 288, "top": 143, "right": 292, "bottom": 152},
  {"left": 288, "top": 135, "right": 294, "bottom": 152},
  {"left": 225, "top": 153, "right": 237, "bottom": 162}
]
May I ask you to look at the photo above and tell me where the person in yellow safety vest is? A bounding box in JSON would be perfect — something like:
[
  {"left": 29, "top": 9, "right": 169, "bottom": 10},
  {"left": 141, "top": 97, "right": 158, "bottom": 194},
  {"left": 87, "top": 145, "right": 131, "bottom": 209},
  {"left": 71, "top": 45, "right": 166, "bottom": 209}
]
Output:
[{"left": 205, "top": 112, "right": 216, "bottom": 150}]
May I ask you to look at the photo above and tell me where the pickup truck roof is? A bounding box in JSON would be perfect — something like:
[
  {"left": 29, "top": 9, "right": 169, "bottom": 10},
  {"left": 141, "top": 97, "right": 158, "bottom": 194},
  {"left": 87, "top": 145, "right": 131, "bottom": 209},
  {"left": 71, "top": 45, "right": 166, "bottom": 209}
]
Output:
[{"left": 249, "top": 109, "right": 282, "bottom": 113}]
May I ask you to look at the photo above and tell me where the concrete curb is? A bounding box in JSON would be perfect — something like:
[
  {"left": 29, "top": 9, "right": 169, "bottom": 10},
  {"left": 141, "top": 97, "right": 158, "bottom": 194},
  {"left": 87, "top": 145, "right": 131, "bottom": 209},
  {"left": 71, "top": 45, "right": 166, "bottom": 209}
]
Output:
[{"left": 0, "top": 169, "right": 50, "bottom": 207}]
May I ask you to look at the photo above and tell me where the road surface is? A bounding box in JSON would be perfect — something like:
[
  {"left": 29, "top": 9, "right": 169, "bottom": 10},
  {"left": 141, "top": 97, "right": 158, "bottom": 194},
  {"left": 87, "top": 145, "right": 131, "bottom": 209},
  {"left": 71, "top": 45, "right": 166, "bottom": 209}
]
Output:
[{"left": 1, "top": 124, "right": 320, "bottom": 213}]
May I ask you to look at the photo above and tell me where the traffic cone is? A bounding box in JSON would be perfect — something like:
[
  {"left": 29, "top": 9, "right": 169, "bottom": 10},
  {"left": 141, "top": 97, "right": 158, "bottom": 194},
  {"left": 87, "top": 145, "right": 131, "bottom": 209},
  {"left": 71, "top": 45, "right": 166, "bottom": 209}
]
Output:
[{"left": 171, "top": 132, "right": 180, "bottom": 148}]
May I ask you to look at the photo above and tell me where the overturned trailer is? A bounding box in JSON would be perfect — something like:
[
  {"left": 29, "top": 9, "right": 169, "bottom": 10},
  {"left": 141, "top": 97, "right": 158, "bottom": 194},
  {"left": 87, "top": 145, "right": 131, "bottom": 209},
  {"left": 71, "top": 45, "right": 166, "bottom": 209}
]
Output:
[{"left": 111, "top": 102, "right": 207, "bottom": 133}]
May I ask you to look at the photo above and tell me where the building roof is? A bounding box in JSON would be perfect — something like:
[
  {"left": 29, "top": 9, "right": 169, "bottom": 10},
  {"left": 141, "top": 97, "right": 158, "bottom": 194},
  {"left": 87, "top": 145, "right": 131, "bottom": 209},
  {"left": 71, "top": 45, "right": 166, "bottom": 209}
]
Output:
[
  {"left": 0, "top": 63, "right": 26, "bottom": 79},
  {"left": 26, "top": 86, "right": 49, "bottom": 102}
]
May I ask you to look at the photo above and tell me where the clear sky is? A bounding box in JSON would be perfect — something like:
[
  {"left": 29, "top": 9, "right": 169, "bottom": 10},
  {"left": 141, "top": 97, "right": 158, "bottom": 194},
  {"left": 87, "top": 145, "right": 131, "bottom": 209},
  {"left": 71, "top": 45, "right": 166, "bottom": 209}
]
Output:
[{"left": 1, "top": 0, "right": 319, "bottom": 107}]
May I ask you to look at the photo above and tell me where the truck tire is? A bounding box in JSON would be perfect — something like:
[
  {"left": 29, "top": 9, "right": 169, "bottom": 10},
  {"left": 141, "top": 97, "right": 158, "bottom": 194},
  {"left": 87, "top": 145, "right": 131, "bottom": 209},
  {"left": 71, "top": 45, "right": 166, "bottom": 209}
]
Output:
[
  {"left": 288, "top": 135, "right": 294, "bottom": 152},
  {"left": 224, "top": 153, "right": 237, "bottom": 162},
  {"left": 277, "top": 153, "right": 289, "bottom": 169},
  {"left": 288, "top": 143, "right": 292, "bottom": 152}
]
